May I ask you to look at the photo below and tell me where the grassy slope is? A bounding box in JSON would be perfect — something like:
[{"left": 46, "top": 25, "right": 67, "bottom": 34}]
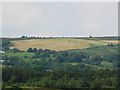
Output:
[
  {"left": 68, "top": 45, "right": 118, "bottom": 69},
  {"left": 3, "top": 52, "right": 35, "bottom": 58},
  {"left": 68, "top": 45, "right": 118, "bottom": 57},
  {"left": 3, "top": 45, "right": 118, "bottom": 69},
  {"left": 3, "top": 38, "right": 118, "bottom": 70},
  {"left": 9, "top": 38, "right": 115, "bottom": 51}
]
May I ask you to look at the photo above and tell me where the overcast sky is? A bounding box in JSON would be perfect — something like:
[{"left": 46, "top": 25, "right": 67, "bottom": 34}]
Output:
[{"left": 2, "top": 2, "right": 118, "bottom": 37}]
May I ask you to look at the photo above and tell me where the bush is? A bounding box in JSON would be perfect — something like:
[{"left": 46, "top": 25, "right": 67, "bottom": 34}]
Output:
[
  {"left": 13, "top": 48, "right": 19, "bottom": 53},
  {"left": 11, "top": 84, "right": 21, "bottom": 88},
  {"left": 27, "top": 48, "right": 33, "bottom": 52}
]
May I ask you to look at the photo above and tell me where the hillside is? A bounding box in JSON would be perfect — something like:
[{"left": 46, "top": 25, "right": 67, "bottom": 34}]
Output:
[
  {"left": 2, "top": 37, "right": 119, "bottom": 89},
  {"left": 9, "top": 38, "right": 118, "bottom": 51}
]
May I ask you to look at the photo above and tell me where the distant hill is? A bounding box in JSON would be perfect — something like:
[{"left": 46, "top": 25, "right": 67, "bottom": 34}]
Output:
[{"left": 9, "top": 38, "right": 118, "bottom": 51}]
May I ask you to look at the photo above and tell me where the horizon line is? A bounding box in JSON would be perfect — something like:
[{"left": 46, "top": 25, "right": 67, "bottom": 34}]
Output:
[{"left": 0, "top": 35, "right": 119, "bottom": 38}]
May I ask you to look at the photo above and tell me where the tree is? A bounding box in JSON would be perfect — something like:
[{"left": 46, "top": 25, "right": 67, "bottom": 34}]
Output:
[
  {"left": 90, "top": 35, "right": 92, "bottom": 38},
  {"left": 21, "top": 36, "right": 26, "bottom": 38},
  {"left": 11, "top": 84, "right": 21, "bottom": 89},
  {"left": 67, "top": 78, "right": 77, "bottom": 88},
  {"left": 24, "top": 56, "right": 28, "bottom": 58},
  {"left": 91, "top": 79, "right": 103, "bottom": 88},
  {"left": 3, "top": 55, "right": 8, "bottom": 60},
  {"left": 38, "top": 49, "right": 43, "bottom": 53},
  {"left": 33, "top": 48, "right": 37, "bottom": 52},
  {"left": 111, "top": 43, "right": 114, "bottom": 46},
  {"left": 32, "top": 65, "right": 45, "bottom": 72},
  {"left": 27, "top": 48, "right": 33, "bottom": 52},
  {"left": 4, "top": 46, "right": 9, "bottom": 50},
  {"left": 108, "top": 44, "right": 110, "bottom": 46},
  {"left": 77, "top": 63, "right": 85, "bottom": 69},
  {"left": 10, "top": 76, "right": 16, "bottom": 83},
  {"left": 8, "top": 56, "right": 20, "bottom": 65},
  {"left": 13, "top": 48, "right": 19, "bottom": 53}
]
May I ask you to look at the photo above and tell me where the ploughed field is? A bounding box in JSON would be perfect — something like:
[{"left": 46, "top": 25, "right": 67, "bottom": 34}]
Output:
[{"left": 9, "top": 38, "right": 118, "bottom": 51}]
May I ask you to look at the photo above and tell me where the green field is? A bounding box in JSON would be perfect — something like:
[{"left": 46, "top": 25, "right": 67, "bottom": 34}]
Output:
[
  {"left": 3, "top": 44, "right": 118, "bottom": 70},
  {"left": 101, "top": 61, "right": 114, "bottom": 69},
  {"left": 9, "top": 38, "right": 118, "bottom": 51},
  {"left": 3, "top": 52, "right": 35, "bottom": 58},
  {"left": 68, "top": 45, "right": 118, "bottom": 56}
]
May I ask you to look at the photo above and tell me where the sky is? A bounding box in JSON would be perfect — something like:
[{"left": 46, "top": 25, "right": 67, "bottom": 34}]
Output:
[{"left": 2, "top": 2, "right": 118, "bottom": 37}]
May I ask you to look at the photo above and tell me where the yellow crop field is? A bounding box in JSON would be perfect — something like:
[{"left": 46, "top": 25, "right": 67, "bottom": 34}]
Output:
[{"left": 9, "top": 38, "right": 112, "bottom": 51}]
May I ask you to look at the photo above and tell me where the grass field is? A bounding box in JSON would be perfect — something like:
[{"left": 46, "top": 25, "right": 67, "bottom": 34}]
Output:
[
  {"left": 3, "top": 52, "right": 35, "bottom": 58},
  {"left": 101, "top": 40, "right": 119, "bottom": 44},
  {"left": 9, "top": 38, "right": 117, "bottom": 51},
  {"left": 101, "top": 61, "right": 114, "bottom": 69},
  {"left": 68, "top": 44, "right": 118, "bottom": 56},
  {"left": 69, "top": 63, "right": 78, "bottom": 66},
  {"left": 2, "top": 52, "right": 37, "bottom": 63}
]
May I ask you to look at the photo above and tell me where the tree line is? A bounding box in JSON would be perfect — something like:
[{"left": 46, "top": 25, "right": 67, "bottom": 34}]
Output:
[{"left": 2, "top": 66, "right": 119, "bottom": 89}]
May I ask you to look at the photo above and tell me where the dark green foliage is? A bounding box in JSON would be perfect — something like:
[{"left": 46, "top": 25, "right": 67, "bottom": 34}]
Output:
[
  {"left": 38, "top": 49, "right": 43, "bottom": 53},
  {"left": 1, "top": 37, "right": 119, "bottom": 89},
  {"left": 2, "top": 82, "right": 6, "bottom": 90},
  {"left": 108, "top": 43, "right": 114, "bottom": 47},
  {"left": 4, "top": 46, "right": 9, "bottom": 50},
  {"left": 12, "top": 48, "right": 19, "bottom": 53},
  {"left": 1, "top": 38, "right": 12, "bottom": 51},
  {"left": 23, "top": 55, "right": 28, "bottom": 58},
  {"left": 10, "top": 84, "right": 21, "bottom": 88},
  {"left": 2, "top": 56, "right": 28, "bottom": 67},
  {"left": 2, "top": 55, "right": 8, "bottom": 60},
  {"left": 27, "top": 48, "right": 33, "bottom": 52},
  {"left": 3, "top": 56, "right": 21, "bottom": 65},
  {"left": 2, "top": 38, "right": 10, "bottom": 47},
  {"left": 3, "top": 45, "right": 119, "bottom": 70},
  {"left": 108, "top": 44, "right": 110, "bottom": 46},
  {"left": 27, "top": 48, "right": 38, "bottom": 52},
  {"left": 91, "top": 79, "right": 103, "bottom": 88},
  {"left": 2, "top": 66, "right": 119, "bottom": 88},
  {"left": 111, "top": 43, "right": 114, "bottom": 46},
  {"left": 33, "top": 48, "right": 37, "bottom": 52}
]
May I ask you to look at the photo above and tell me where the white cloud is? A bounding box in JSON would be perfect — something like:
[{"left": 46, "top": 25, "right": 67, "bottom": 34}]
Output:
[
  {"left": 19, "top": 6, "right": 44, "bottom": 26},
  {"left": 2, "top": 2, "right": 118, "bottom": 37}
]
